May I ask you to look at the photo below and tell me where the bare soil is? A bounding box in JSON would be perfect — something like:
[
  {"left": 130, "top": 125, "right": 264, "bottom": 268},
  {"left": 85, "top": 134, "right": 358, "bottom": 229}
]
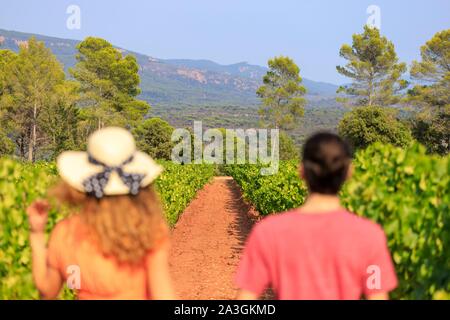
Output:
[{"left": 168, "top": 177, "right": 258, "bottom": 300}]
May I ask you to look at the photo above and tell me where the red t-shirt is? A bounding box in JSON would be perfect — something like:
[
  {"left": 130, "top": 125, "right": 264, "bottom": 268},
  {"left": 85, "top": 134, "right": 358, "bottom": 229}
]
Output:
[
  {"left": 47, "top": 215, "right": 168, "bottom": 299},
  {"left": 235, "top": 209, "right": 398, "bottom": 300}
]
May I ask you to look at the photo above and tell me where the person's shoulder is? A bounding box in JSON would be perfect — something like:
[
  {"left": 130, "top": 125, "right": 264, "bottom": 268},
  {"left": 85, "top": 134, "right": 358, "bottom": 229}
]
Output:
[
  {"left": 341, "top": 210, "right": 386, "bottom": 239},
  {"left": 253, "top": 209, "right": 300, "bottom": 232},
  {"left": 50, "top": 214, "right": 80, "bottom": 240}
]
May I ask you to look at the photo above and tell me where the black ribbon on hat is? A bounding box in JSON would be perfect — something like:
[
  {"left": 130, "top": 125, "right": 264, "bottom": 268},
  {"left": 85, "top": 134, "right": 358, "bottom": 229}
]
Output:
[{"left": 82, "top": 154, "right": 146, "bottom": 199}]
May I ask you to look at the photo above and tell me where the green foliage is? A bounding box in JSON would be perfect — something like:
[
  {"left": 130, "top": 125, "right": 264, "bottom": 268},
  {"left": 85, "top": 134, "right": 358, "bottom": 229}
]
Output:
[
  {"left": 0, "top": 37, "right": 68, "bottom": 161},
  {"left": 411, "top": 106, "right": 449, "bottom": 155},
  {"left": 279, "top": 131, "right": 299, "bottom": 160},
  {"left": 341, "top": 143, "right": 449, "bottom": 299},
  {"left": 39, "top": 81, "right": 83, "bottom": 159},
  {"left": 225, "top": 161, "right": 307, "bottom": 215},
  {"left": 149, "top": 103, "right": 346, "bottom": 149},
  {"left": 133, "top": 117, "right": 174, "bottom": 160},
  {"left": 257, "top": 56, "right": 306, "bottom": 130},
  {"left": 337, "top": 25, "right": 407, "bottom": 106},
  {"left": 1, "top": 36, "right": 155, "bottom": 162},
  {"left": 409, "top": 29, "right": 449, "bottom": 110},
  {"left": 227, "top": 143, "right": 450, "bottom": 299},
  {"left": 408, "top": 29, "right": 450, "bottom": 155},
  {"left": 0, "top": 38, "right": 82, "bottom": 161},
  {"left": 0, "top": 159, "right": 70, "bottom": 299},
  {"left": 156, "top": 161, "right": 214, "bottom": 226},
  {"left": 0, "top": 131, "right": 14, "bottom": 155},
  {"left": 70, "top": 37, "right": 150, "bottom": 133},
  {"left": 338, "top": 106, "right": 412, "bottom": 149},
  {"left": 0, "top": 49, "right": 18, "bottom": 96},
  {"left": 0, "top": 157, "right": 214, "bottom": 299}
]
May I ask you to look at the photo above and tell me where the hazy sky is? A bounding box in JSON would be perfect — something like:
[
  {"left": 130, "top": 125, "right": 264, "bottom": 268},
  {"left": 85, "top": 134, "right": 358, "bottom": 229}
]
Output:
[{"left": 0, "top": 0, "right": 449, "bottom": 84}]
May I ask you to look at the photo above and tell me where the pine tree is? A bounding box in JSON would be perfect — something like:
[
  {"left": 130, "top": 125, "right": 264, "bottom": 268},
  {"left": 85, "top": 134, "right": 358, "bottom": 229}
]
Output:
[
  {"left": 409, "top": 29, "right": 449, "bottom": 110},
  {"left": 257, "top": 56, "right": 306, "bottom": 130},
  {"left": 336, "top": 25, "right": 407, "bottom": 106},
  {"left": 409, "top": 29, "right": 449, "bottom": 155},
  {"left": 1, "top": 37, "right": 65, "bottom": 161},
  {"left": 0, "top": 49, "right": 17, "bottom": 155},
  {"left": 39, "top": 81, "right": 82, "bottom": 159},
  {"left": 70, "top": 37, "right": 150, "bottom": 135}
]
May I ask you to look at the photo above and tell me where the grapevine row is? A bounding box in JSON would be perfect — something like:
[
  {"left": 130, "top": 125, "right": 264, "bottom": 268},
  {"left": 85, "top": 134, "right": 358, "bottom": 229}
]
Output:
[
  {"left": 0, "top": 158, "right": 214, "bottom": 299},
  {"left": 225, "top": 143, "right": 450, "bottom": 299}
]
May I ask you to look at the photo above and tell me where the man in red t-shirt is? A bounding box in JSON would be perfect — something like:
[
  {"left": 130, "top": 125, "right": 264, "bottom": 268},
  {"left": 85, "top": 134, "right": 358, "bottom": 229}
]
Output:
[{"left": 235, "top": 132, "right": 398, "bottom": 300}]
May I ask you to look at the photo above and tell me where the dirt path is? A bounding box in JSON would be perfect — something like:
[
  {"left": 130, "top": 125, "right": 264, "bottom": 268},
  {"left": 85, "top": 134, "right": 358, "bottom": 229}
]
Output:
[{"left": 168, "top": 176, "right": 255, "bottom": 300}]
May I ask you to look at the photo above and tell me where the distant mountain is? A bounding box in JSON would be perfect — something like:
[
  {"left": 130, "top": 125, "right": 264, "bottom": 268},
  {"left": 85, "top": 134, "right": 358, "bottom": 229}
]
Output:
[
  {"left": 165, "top": 59, "right": 340, "bottom": 93},
  {"left": 164, "top": 59, "right": 266, "bottom": 79},
  {"left": 0, "top": 29, "right": 339, "bottom": 107}
]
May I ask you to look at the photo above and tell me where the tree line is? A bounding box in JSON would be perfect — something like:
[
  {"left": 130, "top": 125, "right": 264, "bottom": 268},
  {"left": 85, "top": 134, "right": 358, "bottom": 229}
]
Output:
[
  {"left": 257, "top": 26, "right": 449, "bottom": 155},
  {"left": 0, "top": 26, "right": 449, "bottom": 162},
  {"left": 0, "top": 37, "right": 160, "bottom": 161}
]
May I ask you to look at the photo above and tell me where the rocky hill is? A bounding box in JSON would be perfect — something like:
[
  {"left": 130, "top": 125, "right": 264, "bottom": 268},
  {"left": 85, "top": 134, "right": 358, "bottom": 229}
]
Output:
[{"left": 0, "top": 29, "right": 339, "bottom": 107}]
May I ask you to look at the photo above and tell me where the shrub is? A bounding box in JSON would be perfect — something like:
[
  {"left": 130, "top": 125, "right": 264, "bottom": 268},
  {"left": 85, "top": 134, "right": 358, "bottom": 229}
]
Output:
[{"left": 338, "top": 106, "right": 412, "bottom": 149}]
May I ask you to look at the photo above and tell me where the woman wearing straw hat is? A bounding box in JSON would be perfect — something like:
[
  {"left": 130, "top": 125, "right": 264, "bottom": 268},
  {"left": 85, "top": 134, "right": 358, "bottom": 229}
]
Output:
[{"left": 27, "top": 127, "right": 176, "bottom": 299}]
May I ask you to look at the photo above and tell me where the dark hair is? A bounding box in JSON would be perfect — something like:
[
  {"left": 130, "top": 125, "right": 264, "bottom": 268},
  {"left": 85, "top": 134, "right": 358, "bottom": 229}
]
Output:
[{"left": 302, "top": 132, "right": 352, "bottom": 195}]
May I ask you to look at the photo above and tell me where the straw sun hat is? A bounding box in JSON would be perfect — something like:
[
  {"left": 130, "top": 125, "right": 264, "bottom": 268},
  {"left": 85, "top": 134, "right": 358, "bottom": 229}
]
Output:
[{"left": 57, "top": 127, "right": 163, "bottom": 199}]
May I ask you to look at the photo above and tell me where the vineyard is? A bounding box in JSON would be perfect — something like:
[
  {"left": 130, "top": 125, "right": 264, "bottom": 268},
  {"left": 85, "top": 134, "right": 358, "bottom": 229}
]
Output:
[
  {"left": 225, "top": 143, "right": 450, "bottom": 299},
  {"left": 155, "top": 160, "right": 215, "bottom": 226},
  {"left": 0, "top": 158, "right": 214, "bottom": 299},
  {"left": 1, "top": 143, "right": 449, "bottom": 300},
  {"left": 224, "top": 161, "right": 308, "bottom": 215}
]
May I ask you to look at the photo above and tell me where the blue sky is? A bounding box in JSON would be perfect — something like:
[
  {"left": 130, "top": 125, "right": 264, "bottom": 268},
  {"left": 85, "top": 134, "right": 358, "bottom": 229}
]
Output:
[{"left": 0, "top": 0, "right": 449, "bottom": 84}]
